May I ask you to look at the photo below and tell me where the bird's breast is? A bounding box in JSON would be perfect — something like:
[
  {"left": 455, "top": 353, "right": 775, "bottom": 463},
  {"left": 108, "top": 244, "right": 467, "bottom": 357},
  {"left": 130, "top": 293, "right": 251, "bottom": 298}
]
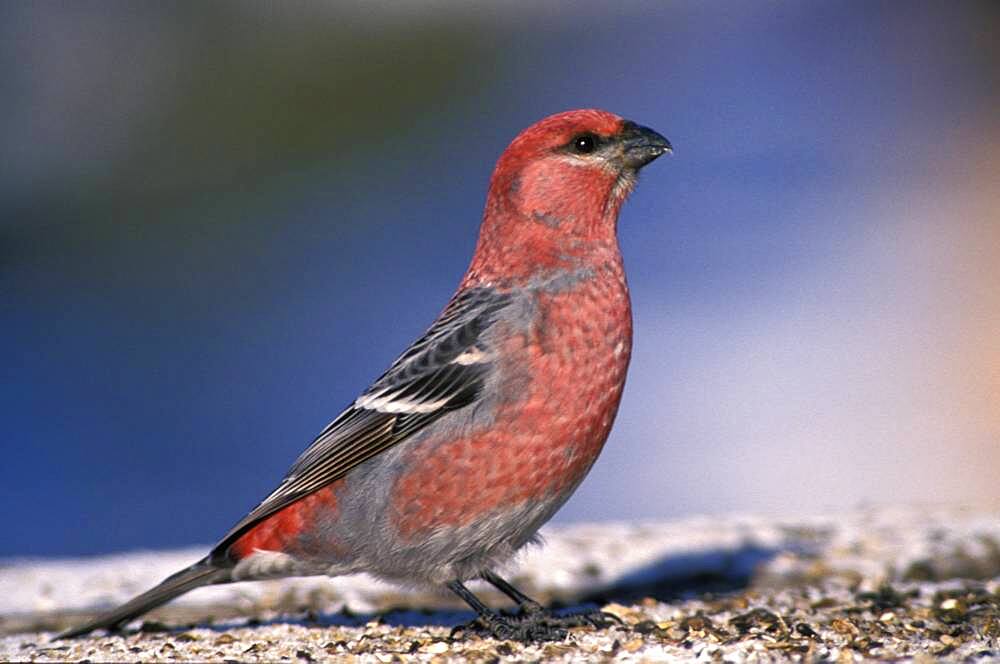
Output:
[
  {"left": 389, "top": 260, "right": 632, "bottom": 540},
  {"left": 507, "top": 260, "right": 634, "bottom": 470}
]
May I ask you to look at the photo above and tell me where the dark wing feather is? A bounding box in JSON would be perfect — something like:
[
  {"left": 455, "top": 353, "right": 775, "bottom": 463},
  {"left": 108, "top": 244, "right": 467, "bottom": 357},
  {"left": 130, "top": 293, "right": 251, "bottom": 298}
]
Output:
[{"left": 212, "top": 287, "right": 511, "bottom": 560}]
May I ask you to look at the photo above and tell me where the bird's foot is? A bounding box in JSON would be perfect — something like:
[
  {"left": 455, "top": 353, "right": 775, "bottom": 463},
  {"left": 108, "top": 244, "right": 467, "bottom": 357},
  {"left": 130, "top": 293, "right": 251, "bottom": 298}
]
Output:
[
  {"left": 451, "top": 612, "right": 569, "bottom": 642},
  {"left": 451, "top": 606, "right": 623, "bottom": 643}
]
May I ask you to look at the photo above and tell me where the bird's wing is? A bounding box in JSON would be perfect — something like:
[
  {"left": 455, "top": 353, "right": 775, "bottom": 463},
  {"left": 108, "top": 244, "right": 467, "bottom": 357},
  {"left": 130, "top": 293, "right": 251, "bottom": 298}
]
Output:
[{"left": 212, "top": 287, "right": 512, "bottom": 558}]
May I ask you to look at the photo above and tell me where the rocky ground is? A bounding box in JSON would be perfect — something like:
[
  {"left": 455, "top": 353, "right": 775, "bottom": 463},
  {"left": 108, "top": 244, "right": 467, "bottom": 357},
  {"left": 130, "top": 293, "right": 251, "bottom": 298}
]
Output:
[{"left": 2, "top": 505, "right": 999, "bottom": 662}]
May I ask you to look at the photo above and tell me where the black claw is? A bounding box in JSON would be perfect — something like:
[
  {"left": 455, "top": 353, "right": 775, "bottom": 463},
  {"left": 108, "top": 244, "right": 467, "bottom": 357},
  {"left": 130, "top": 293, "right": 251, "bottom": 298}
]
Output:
[
  {"left": 447, "top": 576, "right": 621, "bottom": 643},
  {"left": 588, "top": 610, "right": 626, "bottom": 628},
  {"left": 451, "top": 607, "right": 622, "bottom": 643},
  {"left": 451, "top": 614, "right": 568, "bottom": 643}
]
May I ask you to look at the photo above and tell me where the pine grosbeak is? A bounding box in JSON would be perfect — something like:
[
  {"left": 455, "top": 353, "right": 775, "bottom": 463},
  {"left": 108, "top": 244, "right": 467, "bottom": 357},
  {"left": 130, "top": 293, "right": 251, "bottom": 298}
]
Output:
[{"left": 61, "top": 109, "right": 671, "bottom": 642}]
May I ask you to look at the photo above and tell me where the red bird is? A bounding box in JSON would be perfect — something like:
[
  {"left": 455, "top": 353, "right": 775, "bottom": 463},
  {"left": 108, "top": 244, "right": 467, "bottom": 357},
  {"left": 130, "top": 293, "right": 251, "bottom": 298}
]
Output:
[{"left": 61, "top": 109, "right": 671, "bottom": 642}]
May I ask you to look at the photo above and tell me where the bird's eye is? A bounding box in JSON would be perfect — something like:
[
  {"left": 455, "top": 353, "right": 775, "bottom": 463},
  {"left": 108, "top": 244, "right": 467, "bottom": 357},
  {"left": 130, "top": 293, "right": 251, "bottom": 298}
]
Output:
[{"left": 571, "top": 133, "right": 597, "bottom": 154}]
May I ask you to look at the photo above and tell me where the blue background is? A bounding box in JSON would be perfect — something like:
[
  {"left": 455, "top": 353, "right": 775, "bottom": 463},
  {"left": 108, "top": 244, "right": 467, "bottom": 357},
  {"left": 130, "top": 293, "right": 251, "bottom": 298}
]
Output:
[{"left": 3, "top": 2, "right": 999, "bottom": 557}]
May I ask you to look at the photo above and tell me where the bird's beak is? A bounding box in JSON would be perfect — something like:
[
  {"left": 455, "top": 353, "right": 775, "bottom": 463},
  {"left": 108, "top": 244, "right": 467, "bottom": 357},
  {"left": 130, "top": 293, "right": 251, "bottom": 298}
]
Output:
[{"left": 619, "top": 121, "right": 673, "bottom": 169}]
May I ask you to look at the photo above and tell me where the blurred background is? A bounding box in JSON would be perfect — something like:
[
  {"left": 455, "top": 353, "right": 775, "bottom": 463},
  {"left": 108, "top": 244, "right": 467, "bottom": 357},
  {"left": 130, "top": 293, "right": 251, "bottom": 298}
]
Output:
[{"left": 2, "top": 2, "right": 998, "bottom": 557}]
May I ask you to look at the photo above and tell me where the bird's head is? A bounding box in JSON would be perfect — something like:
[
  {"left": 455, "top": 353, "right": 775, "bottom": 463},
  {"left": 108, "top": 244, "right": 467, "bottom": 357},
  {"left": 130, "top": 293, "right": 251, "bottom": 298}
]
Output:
[{"left": 468, "top": 109, "right": 671, "bottom": 285}]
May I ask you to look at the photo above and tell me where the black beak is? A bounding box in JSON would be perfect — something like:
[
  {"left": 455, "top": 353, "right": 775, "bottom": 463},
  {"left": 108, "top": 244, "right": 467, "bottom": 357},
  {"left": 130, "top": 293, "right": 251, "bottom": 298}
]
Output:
[{"left": 620, "top": 120, "right": 672, "bottom": 169}]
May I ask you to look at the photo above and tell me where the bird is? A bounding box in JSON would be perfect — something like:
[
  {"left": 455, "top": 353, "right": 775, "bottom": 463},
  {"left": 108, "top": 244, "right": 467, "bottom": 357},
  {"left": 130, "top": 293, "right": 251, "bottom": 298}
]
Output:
[{"left": 59, "top": 109, "right": 671, "bottom": 642}]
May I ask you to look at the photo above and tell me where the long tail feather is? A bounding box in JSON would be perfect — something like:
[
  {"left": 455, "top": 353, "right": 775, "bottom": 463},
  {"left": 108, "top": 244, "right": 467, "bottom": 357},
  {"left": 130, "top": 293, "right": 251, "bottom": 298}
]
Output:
[{"left": 57, "top": 559, "right": 229, "bottom": 639}]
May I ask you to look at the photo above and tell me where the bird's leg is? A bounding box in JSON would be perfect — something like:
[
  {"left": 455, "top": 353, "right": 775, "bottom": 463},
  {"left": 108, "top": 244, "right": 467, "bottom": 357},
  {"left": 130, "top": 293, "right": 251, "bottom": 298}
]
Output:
[
  {"left": 479, "top": 569, "right": 544, "bottom": 615},
  {"left": 483, "top": 570, "right": 624, "bottom": 632},
  {"left": 496, "top": 571, "right": 622, "bottom": 630},
  {"left": 447, "top": 579, "right": 567, "bottom": 642},
  {"left": 449, "top": 574, "right": 623, "bottom": 642}
]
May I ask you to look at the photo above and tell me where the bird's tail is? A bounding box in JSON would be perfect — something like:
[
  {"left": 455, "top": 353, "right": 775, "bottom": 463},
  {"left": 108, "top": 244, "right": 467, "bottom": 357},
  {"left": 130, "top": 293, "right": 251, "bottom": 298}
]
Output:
[{"left": 57, "top": 558, "right": 230, "bottom": 639}]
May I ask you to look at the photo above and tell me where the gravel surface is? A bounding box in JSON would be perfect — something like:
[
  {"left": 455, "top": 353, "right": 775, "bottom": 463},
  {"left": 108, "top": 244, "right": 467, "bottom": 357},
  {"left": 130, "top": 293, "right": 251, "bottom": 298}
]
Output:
[{"left": 3, "top": 505, "right": 999, "bottom": 661}]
